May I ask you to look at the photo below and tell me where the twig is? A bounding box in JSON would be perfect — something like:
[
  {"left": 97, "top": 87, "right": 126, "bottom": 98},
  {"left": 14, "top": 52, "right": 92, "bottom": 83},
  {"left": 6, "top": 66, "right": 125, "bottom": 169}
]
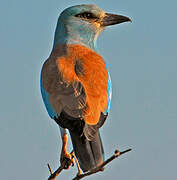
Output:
[
  {"left": 47, "top": 150, "right": 74, "bottom": 180},
  {"left": 47, "top": 164, "right": 53, "bottom": 175},
  {"left": 47, "top": 148, "right": 131, "bottom": 180},
  {"left": 72, "top": 148, "right": 132, "bottom": 180}
]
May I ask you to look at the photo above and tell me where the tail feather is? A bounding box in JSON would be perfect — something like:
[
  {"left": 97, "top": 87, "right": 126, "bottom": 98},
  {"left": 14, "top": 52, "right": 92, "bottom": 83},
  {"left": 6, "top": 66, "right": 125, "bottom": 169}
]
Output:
[
  {"left": 54, "top": 111, "right": 105, "bottom": 172},
  {"left": 69, "top": 130, "right": 104, "bottom": 172}
]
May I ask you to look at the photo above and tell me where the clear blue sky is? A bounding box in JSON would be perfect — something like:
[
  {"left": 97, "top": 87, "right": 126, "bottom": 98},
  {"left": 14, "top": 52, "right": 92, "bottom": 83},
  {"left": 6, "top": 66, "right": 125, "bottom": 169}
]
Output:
[{"left": 0, "top": 0, "right": 177, "bottom": 179}]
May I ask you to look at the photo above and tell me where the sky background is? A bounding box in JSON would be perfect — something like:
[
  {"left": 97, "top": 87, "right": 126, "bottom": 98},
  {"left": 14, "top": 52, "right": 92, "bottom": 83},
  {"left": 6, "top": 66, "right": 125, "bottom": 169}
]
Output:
[{"left": 0, "top": 0, "right": 177, "bottom": 179}]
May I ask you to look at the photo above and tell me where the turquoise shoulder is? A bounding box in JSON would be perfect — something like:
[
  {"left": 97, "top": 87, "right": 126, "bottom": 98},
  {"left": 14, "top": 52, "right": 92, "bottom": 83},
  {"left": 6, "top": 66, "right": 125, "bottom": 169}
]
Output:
[
  {"left": 40, "top": 74, "right": 57, "bottom": 119},
  {"left": 105, "top": 64, "right": 112, "bottom": 113}
]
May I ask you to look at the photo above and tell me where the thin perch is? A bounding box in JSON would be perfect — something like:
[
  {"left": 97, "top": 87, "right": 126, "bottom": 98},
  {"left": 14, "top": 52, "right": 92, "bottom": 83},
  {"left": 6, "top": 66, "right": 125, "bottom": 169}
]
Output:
[
  {"left": 47, "top": 148, "right": 131, "bottom": 180},
  {"left": 72, "top": 148, "right": 132, "bottom": 180}
]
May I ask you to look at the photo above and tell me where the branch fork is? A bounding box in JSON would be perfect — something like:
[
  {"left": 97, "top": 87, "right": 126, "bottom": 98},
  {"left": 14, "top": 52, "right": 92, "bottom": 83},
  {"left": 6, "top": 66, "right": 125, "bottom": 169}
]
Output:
[{"left": 47, "top": 148, "right": 132, "bottom": 180}]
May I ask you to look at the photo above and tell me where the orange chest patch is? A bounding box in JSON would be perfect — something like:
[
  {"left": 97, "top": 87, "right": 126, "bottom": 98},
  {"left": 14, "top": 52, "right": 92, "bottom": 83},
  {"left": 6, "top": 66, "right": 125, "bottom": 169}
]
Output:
[{"left": 57, "top": 44, "right": 108, "bottom": 125}]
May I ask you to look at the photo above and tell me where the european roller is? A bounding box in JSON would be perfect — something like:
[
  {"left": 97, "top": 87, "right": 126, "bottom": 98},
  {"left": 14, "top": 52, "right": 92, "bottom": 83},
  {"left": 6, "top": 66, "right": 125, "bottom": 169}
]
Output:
[{"left": 41, "top": 4, "right": 131, "bottom": 172}]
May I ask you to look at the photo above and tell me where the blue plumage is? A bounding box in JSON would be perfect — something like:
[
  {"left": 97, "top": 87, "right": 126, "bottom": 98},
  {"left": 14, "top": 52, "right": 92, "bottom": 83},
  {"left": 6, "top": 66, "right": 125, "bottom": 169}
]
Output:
[
  {"left": 40, "top": 76, "right": 57, "bottom": 119},
  {"left": 106, "top": 66, "right": 112, "bottom": 113}
]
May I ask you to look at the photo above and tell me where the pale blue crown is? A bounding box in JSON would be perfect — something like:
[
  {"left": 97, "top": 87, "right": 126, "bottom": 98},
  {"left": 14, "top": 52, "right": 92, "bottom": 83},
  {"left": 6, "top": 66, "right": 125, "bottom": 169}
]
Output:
[{"left": 53, "top": 4, "right": 104, "bottom": 51}]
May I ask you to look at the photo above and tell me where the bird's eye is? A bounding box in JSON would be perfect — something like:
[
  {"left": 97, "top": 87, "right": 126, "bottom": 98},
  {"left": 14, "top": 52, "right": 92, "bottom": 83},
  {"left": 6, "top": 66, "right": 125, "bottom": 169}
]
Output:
[{"left": 75, "top": 12, "right": 97, "bottom": 19}]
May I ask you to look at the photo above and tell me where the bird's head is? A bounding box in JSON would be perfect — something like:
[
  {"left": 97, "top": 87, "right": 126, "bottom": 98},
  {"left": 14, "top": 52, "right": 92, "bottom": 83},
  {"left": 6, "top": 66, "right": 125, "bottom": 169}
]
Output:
[{"left": 54, "top": 4, "right": 131, "bottom": 50}]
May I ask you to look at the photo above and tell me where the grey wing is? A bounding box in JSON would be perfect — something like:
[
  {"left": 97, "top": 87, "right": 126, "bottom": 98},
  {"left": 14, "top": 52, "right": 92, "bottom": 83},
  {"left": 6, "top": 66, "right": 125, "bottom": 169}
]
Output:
[
  {"left": 41, "top": 58, "right": 87, "bottom": 119},
  {"left": 49, "top": 77, "right": 87, "bottom": 119},
  {"left": 41, "top": 58, "right": 107, "bottom": 141}
]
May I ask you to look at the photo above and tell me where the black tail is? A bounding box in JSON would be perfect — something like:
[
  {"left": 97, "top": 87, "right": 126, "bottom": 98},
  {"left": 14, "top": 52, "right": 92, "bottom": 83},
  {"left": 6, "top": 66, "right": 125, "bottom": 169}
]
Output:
[
  {"left": 69, "top": 130, "right": 104, "bottom": 172},
  {"left": 54, "top": 111, "right": 106, "bottom": 172}
]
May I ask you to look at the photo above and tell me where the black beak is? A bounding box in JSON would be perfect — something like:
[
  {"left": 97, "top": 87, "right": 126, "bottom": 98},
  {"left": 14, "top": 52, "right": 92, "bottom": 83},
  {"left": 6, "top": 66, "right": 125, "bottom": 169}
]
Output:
[{"left": 102, "top": 13, "right": 131, "bottom": 26}]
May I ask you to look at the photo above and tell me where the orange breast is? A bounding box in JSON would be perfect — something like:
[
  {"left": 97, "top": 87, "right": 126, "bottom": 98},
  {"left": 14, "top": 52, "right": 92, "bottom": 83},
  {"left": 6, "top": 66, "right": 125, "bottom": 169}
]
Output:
[{"left": 57, "top": 44, "right": 108, "bottom": 125}]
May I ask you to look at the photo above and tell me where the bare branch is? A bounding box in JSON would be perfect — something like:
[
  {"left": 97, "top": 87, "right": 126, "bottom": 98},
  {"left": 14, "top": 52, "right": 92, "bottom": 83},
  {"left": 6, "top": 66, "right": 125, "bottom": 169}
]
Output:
[
  {"left": 47, "top": 148, "right": 131, "bottom": 180},
  {"left": 72, "top": 148, "right": 132, "bottom": 180},
  {"left": 47, "top": 164, "right": 53, "bottom": 175}
]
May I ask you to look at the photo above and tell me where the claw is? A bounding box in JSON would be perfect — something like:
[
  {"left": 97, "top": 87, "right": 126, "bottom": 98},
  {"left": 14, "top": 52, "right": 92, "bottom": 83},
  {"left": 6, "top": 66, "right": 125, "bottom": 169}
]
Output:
[
  {"left": 60, "top": 151, "right": 75, "bottom": 169},
  {"left": 60, "top": 134, "right": 75, "bottom": 169}
]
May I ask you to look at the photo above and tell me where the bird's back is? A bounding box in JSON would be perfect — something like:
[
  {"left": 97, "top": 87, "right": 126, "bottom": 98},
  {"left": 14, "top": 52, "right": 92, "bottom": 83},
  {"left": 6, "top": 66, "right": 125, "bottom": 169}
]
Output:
[{"left": 41, "top": 44, "right": 109, "bottom": 126}]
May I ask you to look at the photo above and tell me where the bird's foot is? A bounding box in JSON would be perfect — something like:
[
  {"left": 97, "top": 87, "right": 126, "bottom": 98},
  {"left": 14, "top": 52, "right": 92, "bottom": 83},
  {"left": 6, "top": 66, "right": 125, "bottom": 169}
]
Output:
[
  {"left": 60, "top": 150, "right": 74, "bottom": 169},
  {"left": 60, "top": 133, "right": 74, "bottom": 169}
]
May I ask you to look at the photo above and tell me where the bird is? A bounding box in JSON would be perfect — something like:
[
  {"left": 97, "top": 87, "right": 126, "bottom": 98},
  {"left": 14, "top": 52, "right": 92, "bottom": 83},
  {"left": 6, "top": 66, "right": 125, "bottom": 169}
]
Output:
[{"left": 40, "top": 4, "right": 131, "bottom": 172}]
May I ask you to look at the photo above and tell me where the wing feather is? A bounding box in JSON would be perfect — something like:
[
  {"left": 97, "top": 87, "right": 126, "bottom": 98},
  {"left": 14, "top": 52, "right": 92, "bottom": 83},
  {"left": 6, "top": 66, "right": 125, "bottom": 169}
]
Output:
[{"left": 41, "top": 44, "right": 109, "bottom": 140}]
